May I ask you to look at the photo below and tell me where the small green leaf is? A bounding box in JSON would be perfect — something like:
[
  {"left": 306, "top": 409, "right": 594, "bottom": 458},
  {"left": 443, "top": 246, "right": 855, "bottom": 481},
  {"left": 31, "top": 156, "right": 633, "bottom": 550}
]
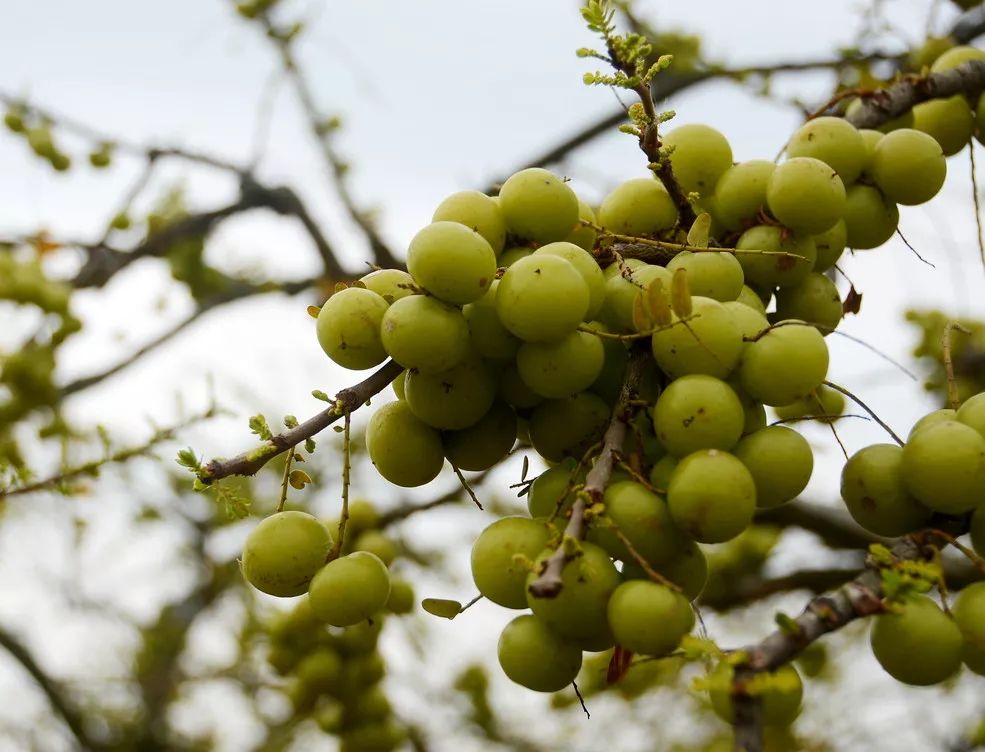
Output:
[
  {"left": 284, "top": 415, "right": 299, "bottom": 429},
  {"left": 248, "top": 414, "right": 272, "bottom": 440},
  {"left": 305, "top": 438, "right": 317, "bottom": 454},
  {"left": 312, "top": 390, "right": 330, "bottom": 402},
  {"left": 422, "top": 598, "right": 463, "bottom": 620},
  {"left": 687, "top": 213, "right": 712, "bottom": 248},
  {"left": 176, "top": 447, "right": 201, "bottom": 471},
  {"left": 306, "top": 305, "right": 321, "bottom": 318},
  {"left": 288, "top": 469, "right": 312, "bottom": 490}
]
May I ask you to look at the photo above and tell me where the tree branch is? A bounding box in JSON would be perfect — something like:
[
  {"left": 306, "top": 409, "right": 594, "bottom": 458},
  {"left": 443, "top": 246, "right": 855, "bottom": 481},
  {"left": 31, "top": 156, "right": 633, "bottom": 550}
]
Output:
[
  {"left": 58, "top": 276, "right": 319, "bottom": 399},
  {"left": 0, "top": 406, "right": 220, "bottom": 500},
  {"left": 0, "top": 623, "right": 102, "bottom": 751},
  {"left": 72, "top": 180, "right": 347, "bottom": 289},
  {"left": 255, "top": 14, "right": 401, "bottom": 270},
  {"left": 756, "top": 501, "right": 882, "bottom": 550},
  {"left": 527, "top": 348, "right": 648, "bottom": 599},
  {"left": 844, "top": 59, "right": 985, "bottom": 130},
  {"left": 484, "top": 54, "right": 897, "bottom": 192},
  {"left": 196, "top": 359, "right": 403, "bottom": 484},
  {"left": 728, "top": 530, "right": 953, "bottom": 751}
]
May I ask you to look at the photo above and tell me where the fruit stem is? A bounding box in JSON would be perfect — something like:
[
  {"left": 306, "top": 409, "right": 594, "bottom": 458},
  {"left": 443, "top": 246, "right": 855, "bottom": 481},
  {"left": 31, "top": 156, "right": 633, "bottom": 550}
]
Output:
[
  {"left": 276, "top": 444, "right": 296, "bottom": 513},
  {"left": 942, "top": 322, "right": 972, "bottom": 411},
  {"left": 527, "top": 348, "right": 648, "bottom": 599}
]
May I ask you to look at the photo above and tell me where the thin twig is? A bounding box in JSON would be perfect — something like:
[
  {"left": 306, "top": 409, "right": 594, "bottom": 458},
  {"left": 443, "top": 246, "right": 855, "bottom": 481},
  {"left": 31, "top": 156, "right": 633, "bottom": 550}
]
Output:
[
  {"left": 276, "top": 444, "right": 296, "bottom": 513},
  {"left": 943, "top": 322, "right": 973, "bottom": 410},
  {"left": 528, "top": 349, "right": 648, "bottom": 598},
  {"left": 822, "top": 380, "right": 904, "bottom": 446},
  {"left": 331, "top": 411, "right": 352, "bottom": 560},
  {"left": 197, "top": 359, "right": 403, "bottom": 484},
  {"left": 971, "top": 141, "right": 985, "bottom": 272},
  {"left": 451, "top": 463, "right": 484, "bottom": 511},
  {"left": 1, "top": 407, "right": 219, "bottom": 499}
]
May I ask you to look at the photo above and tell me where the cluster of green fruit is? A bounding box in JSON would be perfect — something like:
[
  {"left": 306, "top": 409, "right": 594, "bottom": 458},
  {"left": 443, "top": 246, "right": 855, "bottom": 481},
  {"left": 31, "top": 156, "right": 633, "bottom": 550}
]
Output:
[
  {"left": 265, "top": 599, "right": 407, "bottom": 752},
  {"left": 242, "top": 501, "right": 414, "bottom": 750},
  {"left": 841, "top": 392, "right": 985, "bottom": 542},
  {"left": 839, "top": 393, "right": 985, "bottom": 686}
]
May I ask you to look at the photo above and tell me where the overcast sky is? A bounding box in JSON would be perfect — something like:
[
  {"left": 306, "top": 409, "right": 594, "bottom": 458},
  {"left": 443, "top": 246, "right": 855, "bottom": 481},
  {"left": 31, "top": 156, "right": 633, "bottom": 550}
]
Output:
[{"left": 0, "top": 1, "right": 983, "bottom": 750}]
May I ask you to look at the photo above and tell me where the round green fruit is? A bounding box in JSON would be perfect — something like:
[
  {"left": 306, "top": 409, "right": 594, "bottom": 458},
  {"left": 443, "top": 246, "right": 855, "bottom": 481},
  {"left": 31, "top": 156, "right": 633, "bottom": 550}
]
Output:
[
  {"left": 607, "top": 580, "right": 694, "bottom": 656},
  {"left": 497, "top": 614, "right": 582, "bottom": 692},
  {"left": 308, "top": 551, "right": 391, "bottom": 627},
  {"left": 733, "top": 426, "right": 813, "bottom": 508},
  {"left": 667, "top": 449, "right": 756, "bottom": 543},
  {"left": 900, "top": 420, "right": 985, "bottom": 514},
  {"left": 316, "top": 287, "right": 389, "bottom": 370},
  {"left": 840, "top": 443, "right": 931, "bottom": 536},
  {"left": 498, "top": 168, "right": 579, "bottom": 243},
  {"left": 242, "top": 511, "right": 332, "bottom": 597},
  {"left": 471, "top": 517, "right": 553, "bottom": 609},
  {"left": 870, "top": 595, "right": 963, "bottom": 686}
]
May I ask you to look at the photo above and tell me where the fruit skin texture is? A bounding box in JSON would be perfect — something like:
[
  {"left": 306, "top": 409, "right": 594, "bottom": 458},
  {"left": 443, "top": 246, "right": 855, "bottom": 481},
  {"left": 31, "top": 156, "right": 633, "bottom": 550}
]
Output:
[
  {"left": 316, "top": 288, "right": 389, "bottom": 370},
  {"left": 957, "top": 392, "right": 985, "bottom": 438},
  {"left": 839, "top": 443, "right": 931, "bottom": 536},
  {"left": 766, "top": 157, "right": 846, "bottom": 235},
  {"left": 379, "top": 295, "right": 470, "bottom": 374},
  {"left": 497, "top": 614, "right": 582, "bottom": 692},
  {"left": 308, "top": 551, "right": 391, "bottom": 627},
  {"left": 785, "top": 116, "right": 867, "bottom": 183},
  {"left": 606, "top": 580, "right": 694, "bottom": 656},
  {"left": 516, "top": 330, "right": 605, "bottom": 399},
  {"left": 404, "top": 357, "right": 496, "bottom": 430},
  {"left": 842, "top": 184, "right": 899, "bottom": 250},
  {"left": 650, "top": 296, "right": 743, "bottom": 380},
  {"left": 773, "top": 273, "right": 843, "bottom": 334},
  {"left": 739, "top": 322, "right": 829, "bottom": 406},
  {"left": 598, "top": 177, "right": 678, "bottom": 235},
  {"left": 462, "top": 280, "right": 520, "bottom": 361},
  {"left": 663, "top": 123, "right": 733, "bottom": 196},
  {"left": 525, "top": 542, "right": 621, "bottom": 641},
  {"left": 665, "top": 250, "right": 744, "bottom": 302},
  {"left": 870, "top": 595, "right": 963, "bottom": 686},
  {"left": 406, "top": 221, "right": 496, "bottom": 306},
  {"left": 733, "top": 425, "right": 813, "bottom": 508},
  {"left": 869, "top": 129, "right": 946, "bottom": 206},
  {"left": 431, "top": 190, "right": 506, "bottom": 254},
  {"left": 591, "top": 480, "right": 681, "bottom": 566},
  {"left": 912, "top": 95, "right": 975, "bottom": 156},
  {"left": 365, "top": 400, "right": 444, "bottom": 487},
  {"left": 708, "top": 663, "right": 803, "bottom": 726},
  {"left": 908, "top": 407, "right": 956, "bottom": 438},
  {"left": 712, "top": 160, "right": 776, "bottom": 231},
  {"left": 953, "top": 581, "right": 985, "bottom": 675},
  {"left": 443, "top": 402, "right": 517, "bottom": 471},
  {"left": 652, "top": 374, "right": 744, "bottom": 458},
  {"left": 498, "top": 168, "right": 579, "bottom": 244},
  {"left": 735, "top": 225, "right": 816, "bottom": 289},
  {"left": 534, "top": 241, "right": 607, "bottom": 319},
  {"left": 667, "top": 449, "right": 757, "bottom": 543},
  {"left": 471, "top": 517, "right": 552, "bottom": 609},
  {"left": 900, "top": 420, "right": 985, "bottom": 514},
  {"left": 496, "top": 254, "right": 589, "bottom": 342},
  {"left": 528, "top": 392, "right": 609, "bottom": 463},
  {"left": 242, "top": 511, "right": 333, "bottom": 597}
]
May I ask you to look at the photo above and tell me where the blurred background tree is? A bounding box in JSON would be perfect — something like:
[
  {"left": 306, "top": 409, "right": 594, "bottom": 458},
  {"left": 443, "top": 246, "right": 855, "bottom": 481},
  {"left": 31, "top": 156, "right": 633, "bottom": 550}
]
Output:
[{"left": 0, "top": 0, "right": 983, "bottom": 750}]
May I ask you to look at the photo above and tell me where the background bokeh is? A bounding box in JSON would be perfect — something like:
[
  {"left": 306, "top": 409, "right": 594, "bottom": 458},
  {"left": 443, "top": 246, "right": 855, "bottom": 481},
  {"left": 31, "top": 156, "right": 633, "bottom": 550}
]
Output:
[{"left": 0, "top": 1, "right": 983, "bottom": 750}]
